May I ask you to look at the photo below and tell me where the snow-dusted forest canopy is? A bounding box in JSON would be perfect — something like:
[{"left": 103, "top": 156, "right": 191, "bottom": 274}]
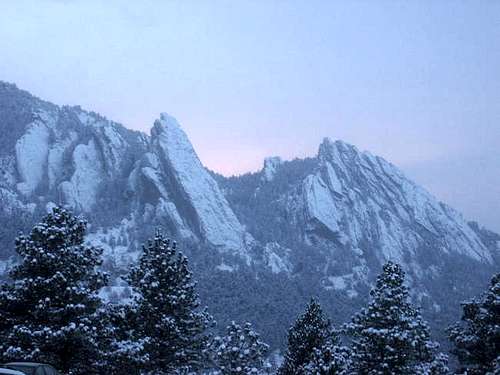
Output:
[{"left": 0, "top": 207, "right": 498, "bottom": 374}]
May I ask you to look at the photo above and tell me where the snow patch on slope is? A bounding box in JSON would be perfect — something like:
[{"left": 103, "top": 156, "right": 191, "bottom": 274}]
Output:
[
  {"left": 263, "top": 242, "right": 292, "bottom": 274},
  {"left": 86, "top": 216, "right": 139, "bottom": 270}
]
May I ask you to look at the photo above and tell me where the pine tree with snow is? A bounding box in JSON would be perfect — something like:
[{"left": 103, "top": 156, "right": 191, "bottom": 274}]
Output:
[
  {"left": 448, "top": 273, "right": 500, "bottom": 375},
  {"left": 0, "top": 207, "right": 108, "bottom": 375},
  {"left": 98, "top": 304, "right": 148, "bottom": 375},
  {"left": 209, "top": 321, "right": 269, "bottom": 375},
  {"left": 345, "top": 261, "right": 448, "bottom": 375},
  {"left": 278, "top": 298, "right": 338, "bottom": 375},
  {"left": 124, "top": 230, "right": 213, "bottom": 374},
  {"left": 301, "top": 334, "right": 351, "bottom": 375}
]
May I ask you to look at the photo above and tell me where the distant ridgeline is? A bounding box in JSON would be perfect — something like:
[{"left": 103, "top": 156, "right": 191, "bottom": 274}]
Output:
[{"left": 0, "top": 81, "right": 498, "bottom": 349}]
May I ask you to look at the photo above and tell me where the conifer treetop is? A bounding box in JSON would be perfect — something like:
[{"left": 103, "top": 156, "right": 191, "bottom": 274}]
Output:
[
  {"left": 210, "top": 321, "right": 269, "bottom": 375},
  {"left": 345, "top": 261, "right": 448, "bottom": 374},
  {"left": 123, "top": 230, "right": 212, "bottom": 373},
  {"left": 278, "top": 298, "right": 334, "bottom": 375},
  {"left": 449, "top": 273, "right": 500, "bottom": 374},
  {"left": 0, "top": 206, "right": 108, "bottom": 375}
]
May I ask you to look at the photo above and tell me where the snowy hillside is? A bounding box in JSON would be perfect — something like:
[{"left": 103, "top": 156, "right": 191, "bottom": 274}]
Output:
[{"left": 0, "top": 81, "right": 498, "bottom": 348}]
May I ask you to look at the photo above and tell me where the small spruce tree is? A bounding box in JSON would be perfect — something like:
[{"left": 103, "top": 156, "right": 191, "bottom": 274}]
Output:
[
  {"left": 448, "top": 273, "right": 500, "bottom": 375},
  {"left": 124, "top": 230, "right": 213, "bottom": 374},
  {"left": 209, "top": 321, "right": 269, "bottom": 375},
  {"left": 345, "top": 261, "right": 448, "bottom": 375},
  {"left": 0, "top": 207, "right": 108, "bottom": 375},
  {"left": 278, "top": 298, "right": 338, "bottom": 375}
]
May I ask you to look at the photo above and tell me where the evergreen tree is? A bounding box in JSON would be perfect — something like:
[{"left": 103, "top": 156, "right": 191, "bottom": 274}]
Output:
[
  {"left": 278, "top": 298, "right": 337, "bottom": 375},
  {"left": 99, "top": 304, "right": 148, "bottom": 375},
  {"left": 301, "top": 334, "right": 351, "bottom": 375},
  {"left": 124, "top": 231, "right": 213, "bottom": 374},
  {"left": 209, "top": 321, "right": 269, "bottom": 375},
  {"left": 345, "top": 261, "right": 448, "bottom": 375},
  {"left": 0, "top": 207, "right": 108, "bottom": 375},
  {"left": 448, "top": 273, "right": 500, "bottom": 374}
]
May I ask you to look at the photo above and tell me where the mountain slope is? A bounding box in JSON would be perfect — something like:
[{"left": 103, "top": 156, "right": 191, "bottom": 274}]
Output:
[
  {"left": 0, "top": 82, "right": 255, "bottom": 260},
  {"left": 217, "top": 138, "right": 498, "bottom": 300},
  {"left": 0, "top": 81, "right": 498, "bottom": 348}
]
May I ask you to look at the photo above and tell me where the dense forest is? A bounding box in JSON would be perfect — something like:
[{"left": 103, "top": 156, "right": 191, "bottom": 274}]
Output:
[{"left": 0, "top": 208, "right": 498, "bottom": 374}]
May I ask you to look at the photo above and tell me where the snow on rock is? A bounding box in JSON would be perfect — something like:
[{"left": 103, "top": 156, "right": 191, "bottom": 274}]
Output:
[
  {"left": 76, "top": 109, "right": 134, "bottom": 178},
  {"left": 151, "top": 113, "right": 247, "bottom": 253},
  {"left": 15, "top": 119, "right": 50, "bottom": 195},
  {"left": 310, "top": 138, "right": 493, "bottom": 264},
  {"left": 303, "top": 174, "right": 341, "bottom": 235},
  {"left": 141, "top": 165, "right": 168, "bottom": 198},
  {"left": 323, "top": 162, "right": 343, "bottom": 195},
  {"left": 97, "top": 123, "right": 127, "bottom": 175},
  {"left": 60, "top": 139, "right": 103, "bottom": 211},
  {"left": 156, "top": 198, "right": 195, "bottom": 240},
  {"left": 47, "top": 133, "right": 76, "bottom": 189}
]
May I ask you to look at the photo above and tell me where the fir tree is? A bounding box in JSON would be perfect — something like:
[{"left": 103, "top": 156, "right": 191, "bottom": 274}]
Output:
[
  {"left": 345, "top": 261, "right": 448, "bottom": 375},
  {"left": 209, "top": 321, "right": 269, "bottom": 375},
  {"left": 124, "top": 231, "right": 213, "bottom": 374},
  {"left": 0, "top": 207, "right": 108, "bottom": 375},
  {"left": 278, "top": 298, "right": 337, "bottom": 375},
  {"left": 448, "top": 273, "right": 500, "bottom": 375}
]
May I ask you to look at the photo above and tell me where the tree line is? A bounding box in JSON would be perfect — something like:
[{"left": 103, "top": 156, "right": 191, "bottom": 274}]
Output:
[{"left": 0, "top": 208, "right": 497, "bottom": 374}]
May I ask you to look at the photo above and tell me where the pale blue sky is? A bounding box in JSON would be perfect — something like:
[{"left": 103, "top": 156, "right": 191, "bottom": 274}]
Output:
[{"left": 0, "top": 0, "right": 499, "bottom": 231}]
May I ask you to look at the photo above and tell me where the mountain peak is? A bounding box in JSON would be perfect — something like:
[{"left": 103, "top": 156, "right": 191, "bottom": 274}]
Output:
[
  {"left": 159, "top": 112, "right": 181, "bottom": 127},
  {"left": 318, "top": 137, "right": 358, "bottom": 159},
  {"left": 150, "top": 113, "right": 248, "bottom": 253},
  {"left": 152, "top": 112, "right": 183, "bottom": 137}
]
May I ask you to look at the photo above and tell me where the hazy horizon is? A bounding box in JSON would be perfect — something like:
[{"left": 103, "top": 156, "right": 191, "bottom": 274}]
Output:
[{"left": 1, "top": 0, "right": 498, "bottom": 231}]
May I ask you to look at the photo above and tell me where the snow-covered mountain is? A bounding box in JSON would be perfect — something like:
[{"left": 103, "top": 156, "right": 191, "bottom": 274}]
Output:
[
  {"left": 0, "top": 81, "right": 498, "bottom": 348},
  {"left": 0, "top": 82, "right": 254, "bottom": 260}
]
